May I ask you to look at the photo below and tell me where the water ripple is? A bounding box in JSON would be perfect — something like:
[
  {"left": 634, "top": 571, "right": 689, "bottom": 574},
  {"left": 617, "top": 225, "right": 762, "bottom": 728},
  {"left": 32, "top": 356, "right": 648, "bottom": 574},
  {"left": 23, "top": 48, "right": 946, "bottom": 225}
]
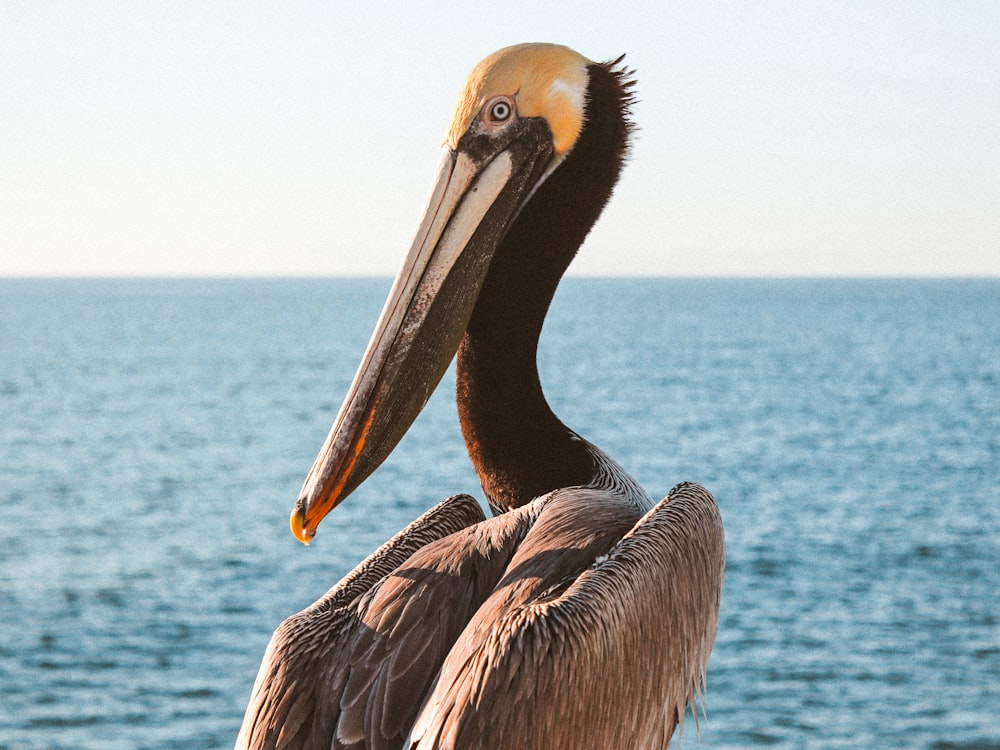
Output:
[{"left": 1, "top": 278, "right": 997, "bottom": 748}]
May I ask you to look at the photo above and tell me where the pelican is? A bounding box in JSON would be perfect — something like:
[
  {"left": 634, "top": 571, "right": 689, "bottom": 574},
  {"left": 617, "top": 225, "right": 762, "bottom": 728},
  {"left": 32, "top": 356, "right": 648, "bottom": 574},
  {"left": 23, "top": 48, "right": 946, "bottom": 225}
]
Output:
[{"left": 237, "top": 43, "right": 725, "bottom": 750}]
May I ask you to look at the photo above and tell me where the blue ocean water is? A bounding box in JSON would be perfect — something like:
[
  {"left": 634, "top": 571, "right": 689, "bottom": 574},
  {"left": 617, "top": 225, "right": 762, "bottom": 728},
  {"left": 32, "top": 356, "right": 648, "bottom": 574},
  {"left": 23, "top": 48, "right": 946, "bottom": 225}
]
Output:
[{"left": 0, "top": 278, "right": 997, "bottom": 749}]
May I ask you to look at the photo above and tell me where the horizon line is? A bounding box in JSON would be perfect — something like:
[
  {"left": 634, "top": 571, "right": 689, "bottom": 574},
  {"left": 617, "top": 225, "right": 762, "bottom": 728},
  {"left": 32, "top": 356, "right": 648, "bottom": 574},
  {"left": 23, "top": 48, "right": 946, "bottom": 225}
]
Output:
[{"left": 2, "top": 272, "right": 998, "bottom": 281}]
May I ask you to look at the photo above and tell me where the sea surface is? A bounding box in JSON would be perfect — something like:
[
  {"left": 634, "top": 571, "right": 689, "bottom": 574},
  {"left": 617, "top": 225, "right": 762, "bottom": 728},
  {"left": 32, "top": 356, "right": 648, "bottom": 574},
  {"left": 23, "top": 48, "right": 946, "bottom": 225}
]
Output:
[{"left": 0, "top": 278, "right": 997, "bottom": 749}]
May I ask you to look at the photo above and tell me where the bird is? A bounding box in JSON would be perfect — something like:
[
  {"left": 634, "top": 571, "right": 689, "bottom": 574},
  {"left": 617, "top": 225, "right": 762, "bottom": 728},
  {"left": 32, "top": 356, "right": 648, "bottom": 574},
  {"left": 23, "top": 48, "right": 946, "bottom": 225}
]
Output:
[{"left": 236, "top": 43, "right": 725, "bottom": 750}]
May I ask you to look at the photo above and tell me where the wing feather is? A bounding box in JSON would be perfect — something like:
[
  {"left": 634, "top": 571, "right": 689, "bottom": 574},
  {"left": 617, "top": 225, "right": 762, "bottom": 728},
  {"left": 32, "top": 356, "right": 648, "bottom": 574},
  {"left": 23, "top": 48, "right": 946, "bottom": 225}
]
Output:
[
  {"left": 407, "top": 482, "right": 724, "bottom": 750},
  {"left": 333, "top": 505, "right": 538, "bottom": 748},
  {"left": 235, "top": 493, "right": 486, "bottom": 750}
]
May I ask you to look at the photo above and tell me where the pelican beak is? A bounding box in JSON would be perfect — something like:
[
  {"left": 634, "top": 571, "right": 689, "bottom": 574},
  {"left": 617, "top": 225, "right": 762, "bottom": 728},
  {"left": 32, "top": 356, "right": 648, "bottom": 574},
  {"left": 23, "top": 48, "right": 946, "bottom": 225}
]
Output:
[{"left": 290, "top": 121, "right": 554, "bottom": 543}]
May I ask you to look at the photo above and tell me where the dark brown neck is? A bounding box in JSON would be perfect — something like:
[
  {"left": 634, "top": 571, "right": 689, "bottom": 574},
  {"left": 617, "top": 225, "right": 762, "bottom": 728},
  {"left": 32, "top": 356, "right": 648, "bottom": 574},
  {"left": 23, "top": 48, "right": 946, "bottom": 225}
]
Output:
[{"left": 456, "top": 60, "right": 635, "bottom": 512}]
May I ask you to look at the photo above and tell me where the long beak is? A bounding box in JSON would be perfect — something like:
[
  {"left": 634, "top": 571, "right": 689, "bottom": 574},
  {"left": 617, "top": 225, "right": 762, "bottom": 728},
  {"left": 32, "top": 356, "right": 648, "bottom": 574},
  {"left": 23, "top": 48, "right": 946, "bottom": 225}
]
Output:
[{"left": 291, "top": 133, "right": 553, "bottom": 543}]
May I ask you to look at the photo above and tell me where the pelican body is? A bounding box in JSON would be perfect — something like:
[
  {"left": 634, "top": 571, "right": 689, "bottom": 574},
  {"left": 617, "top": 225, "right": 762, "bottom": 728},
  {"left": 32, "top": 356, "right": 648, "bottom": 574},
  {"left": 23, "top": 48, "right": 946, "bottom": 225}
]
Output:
[{"left": 237, "top": 43, "right": 725, "bottom": 750}]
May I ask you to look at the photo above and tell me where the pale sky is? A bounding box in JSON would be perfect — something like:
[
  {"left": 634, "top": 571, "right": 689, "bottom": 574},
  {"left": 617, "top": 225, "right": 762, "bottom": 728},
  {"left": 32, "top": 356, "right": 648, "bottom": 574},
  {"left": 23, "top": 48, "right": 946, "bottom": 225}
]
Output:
[{"left": 2, "top": 1, "right": 998, "bottom": 277}]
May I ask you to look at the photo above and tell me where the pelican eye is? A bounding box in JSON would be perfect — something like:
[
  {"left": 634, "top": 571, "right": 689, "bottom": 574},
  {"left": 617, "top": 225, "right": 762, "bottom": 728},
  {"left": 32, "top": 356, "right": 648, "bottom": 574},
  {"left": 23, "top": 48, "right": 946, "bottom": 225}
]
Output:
[
  {"left": 484, "top": 97, "right": 514, "bottom": 125},
  {"left": 491, "top": 101, "right": 511, "bottom": 120}
]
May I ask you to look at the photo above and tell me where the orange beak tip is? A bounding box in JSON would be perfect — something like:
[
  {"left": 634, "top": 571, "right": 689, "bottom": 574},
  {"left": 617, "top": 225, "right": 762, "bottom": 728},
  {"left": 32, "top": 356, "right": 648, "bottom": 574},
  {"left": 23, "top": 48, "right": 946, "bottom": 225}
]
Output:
[{"left": 289, "top": 505, "right": 316, "bottom": 545}]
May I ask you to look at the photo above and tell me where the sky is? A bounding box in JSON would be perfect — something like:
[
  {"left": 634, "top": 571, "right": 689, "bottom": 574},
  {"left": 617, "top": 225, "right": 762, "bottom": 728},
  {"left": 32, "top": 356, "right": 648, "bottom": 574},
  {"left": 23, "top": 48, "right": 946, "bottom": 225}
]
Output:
[{"left": 2, "top": 1, "right": 998, "bottom": 277}]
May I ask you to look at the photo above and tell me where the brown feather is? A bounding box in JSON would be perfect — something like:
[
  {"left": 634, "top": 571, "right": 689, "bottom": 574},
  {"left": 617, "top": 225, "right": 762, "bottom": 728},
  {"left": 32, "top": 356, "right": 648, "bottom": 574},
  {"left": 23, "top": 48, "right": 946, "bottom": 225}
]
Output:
[
  {"left": 407, "top": 483, "right": 724, "bottom": 750},
  {"left": 235, "top": 494, "right": 485, "bottom": 750}
]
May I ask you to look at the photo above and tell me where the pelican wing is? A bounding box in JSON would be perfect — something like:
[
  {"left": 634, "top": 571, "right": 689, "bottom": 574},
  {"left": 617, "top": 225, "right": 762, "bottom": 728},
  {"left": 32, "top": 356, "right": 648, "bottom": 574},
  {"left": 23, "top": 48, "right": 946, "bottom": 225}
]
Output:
[
  {"left": 236, "top": 494, "right": 486, "bottom": 750},
  {"left": 331, "top": 503, "right": 540, "bottom": 749},
  {"left": 406, "top": 482, "right": 725, "bottom": 750}
]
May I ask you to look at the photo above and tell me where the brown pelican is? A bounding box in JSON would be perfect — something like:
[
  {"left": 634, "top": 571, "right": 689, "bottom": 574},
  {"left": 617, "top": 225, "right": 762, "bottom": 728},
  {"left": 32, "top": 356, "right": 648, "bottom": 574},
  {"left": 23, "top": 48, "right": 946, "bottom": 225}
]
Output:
[{"left": 236, "top": 43, "right": 725, "bottom": 750}]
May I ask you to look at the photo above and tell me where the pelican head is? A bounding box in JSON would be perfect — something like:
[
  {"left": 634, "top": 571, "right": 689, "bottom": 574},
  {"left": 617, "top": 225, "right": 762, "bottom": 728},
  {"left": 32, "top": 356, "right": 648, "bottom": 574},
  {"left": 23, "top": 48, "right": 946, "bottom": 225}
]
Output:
[{"left": 291, "top": 44, "right": 604, "bottom": 543}]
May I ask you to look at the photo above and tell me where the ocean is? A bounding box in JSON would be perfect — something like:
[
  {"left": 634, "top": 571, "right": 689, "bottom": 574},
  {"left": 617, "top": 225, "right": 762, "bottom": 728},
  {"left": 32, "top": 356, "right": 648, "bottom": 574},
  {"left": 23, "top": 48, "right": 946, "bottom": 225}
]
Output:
[{"left": 0, "top": 278, "right": 997, "bottom": 749}]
